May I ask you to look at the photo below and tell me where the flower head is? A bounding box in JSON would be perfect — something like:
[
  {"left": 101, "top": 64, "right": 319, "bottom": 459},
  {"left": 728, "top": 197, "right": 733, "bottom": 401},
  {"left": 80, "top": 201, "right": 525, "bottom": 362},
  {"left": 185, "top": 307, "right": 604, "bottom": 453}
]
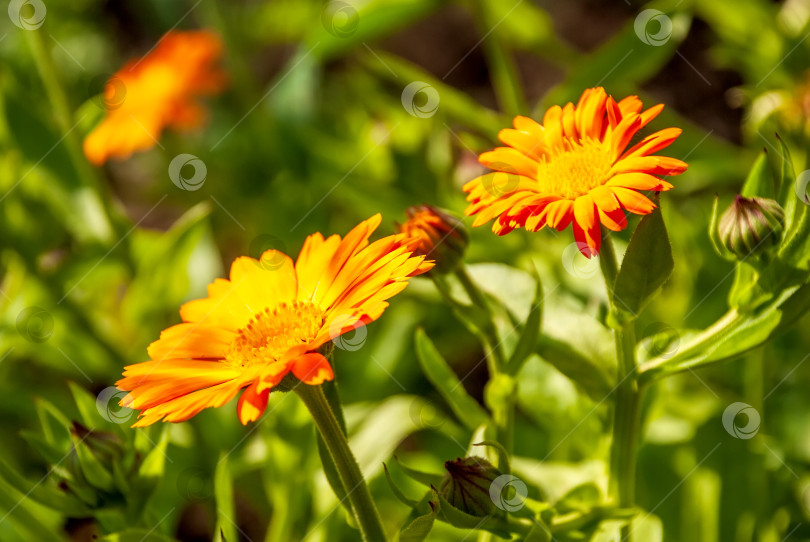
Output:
[
  {"left": 83, "top": 30, "right": 226, "bottom": 165},
  {"left": 439, "top": 456, "right": 502, "bottom": 516},
  {"left": 117, "top": 215, "right": 433, "bottom": 426},
  {"left": 396, "top": 205, "right": 468, "bottom": 273},
  {"left": 718, "top": 195, "right": 784, "bottom": 259},
  {"left": 463, "top": 87, "right": 687, "bottom": 257}
]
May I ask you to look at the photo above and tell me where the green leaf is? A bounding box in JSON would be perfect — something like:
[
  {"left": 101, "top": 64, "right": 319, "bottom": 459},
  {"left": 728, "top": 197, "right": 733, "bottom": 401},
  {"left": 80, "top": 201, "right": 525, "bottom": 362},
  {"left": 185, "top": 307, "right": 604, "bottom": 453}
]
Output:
[
  {"left": 100, "top": 530, "right": 179, "bottom": 542},
  {"left": 0, "top": 460, "right": 90, "bottom": 516},
  {"left": 383, "top": 463, "right": 419, "bottom": 507},
  {"left": 71, "top": 431, "right": 115, "bottom": 493},
  {"left": 34, "top": 397, "right": 72, "bottom": 448},
  {"left": 393, "top": 456, "right": 444, "bottom": 488},
  {"left": 613, "top": 203, "right": 674, "bottom": 319},
  {"left": 505, "top": 271, "right": 543, "bottom": 376},
  {"left": 740, "top": 151, "right": 774, "bottom": 198},
  {"left": 126, "top": 426, "right": 169, "bottom": 521},
  {"left": 213, "top": 453, "right": 237, "bottom": 542},
  {"left": 535, "top": 335, "right": 614, "bottom": 402},
  {"left": 399, "top": 499, "right": 439, "bottom": 542},
  {"left": 415, "top": 328, "right": 491, "bottom": 431},
  {"left": 0, "top": 472, "right": 65, "bottom": 541}
]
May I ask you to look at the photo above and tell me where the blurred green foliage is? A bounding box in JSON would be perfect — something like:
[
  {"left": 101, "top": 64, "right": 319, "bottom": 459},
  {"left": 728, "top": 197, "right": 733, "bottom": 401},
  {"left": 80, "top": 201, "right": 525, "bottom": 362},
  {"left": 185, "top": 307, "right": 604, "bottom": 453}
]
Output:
[{"left": 2, "top": 0, "right": 810, "bottom": 540}]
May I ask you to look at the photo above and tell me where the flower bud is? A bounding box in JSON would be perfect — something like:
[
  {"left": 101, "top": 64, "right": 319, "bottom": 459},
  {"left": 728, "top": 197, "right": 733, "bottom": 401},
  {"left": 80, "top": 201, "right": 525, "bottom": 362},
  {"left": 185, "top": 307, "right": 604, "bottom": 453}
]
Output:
[
  {"left": 439, "top": 456, "right": 502, "bottom": 516},
  {"left": 397, "top": 205, "right": 468, "bottom": 273},
  {"left": 718, "top": 195, "right": 784, "bottom": 259}
]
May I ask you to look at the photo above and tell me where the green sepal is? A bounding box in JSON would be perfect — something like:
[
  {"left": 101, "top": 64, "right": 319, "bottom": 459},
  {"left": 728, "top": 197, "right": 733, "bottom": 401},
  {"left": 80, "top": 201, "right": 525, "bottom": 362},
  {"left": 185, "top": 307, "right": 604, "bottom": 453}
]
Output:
[
  {"left": 383, "top": 463, "right": 419, "bottom": 507},
  {"left": 393, "top": 455, "right": 444, "bottom": 487},
  {"left": 740, "top": 151, "right": 774, "bottom": 198}
]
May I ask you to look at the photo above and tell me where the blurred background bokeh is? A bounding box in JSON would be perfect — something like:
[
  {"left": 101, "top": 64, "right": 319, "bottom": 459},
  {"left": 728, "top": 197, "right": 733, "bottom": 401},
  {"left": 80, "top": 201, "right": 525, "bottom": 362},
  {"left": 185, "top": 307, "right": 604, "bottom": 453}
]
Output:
[{"left": 2, "top": 0, "right": 810, "bottom": 540}]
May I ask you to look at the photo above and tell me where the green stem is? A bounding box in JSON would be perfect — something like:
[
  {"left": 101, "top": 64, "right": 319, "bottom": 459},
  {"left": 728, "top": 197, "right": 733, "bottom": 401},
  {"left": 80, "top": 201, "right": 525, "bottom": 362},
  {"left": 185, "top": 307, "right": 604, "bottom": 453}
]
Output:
[
  {"left": 295, "top": 384, "right": 387, "bottom": 542},
  {"left": 454, "top": 267, "right": 515, "bottom": 456},
  {"left": 599, "top": 229, "right": 641, "bottom": 541},
  {"left": 454, "top": 266, "right": 506, "bottom": 370}
]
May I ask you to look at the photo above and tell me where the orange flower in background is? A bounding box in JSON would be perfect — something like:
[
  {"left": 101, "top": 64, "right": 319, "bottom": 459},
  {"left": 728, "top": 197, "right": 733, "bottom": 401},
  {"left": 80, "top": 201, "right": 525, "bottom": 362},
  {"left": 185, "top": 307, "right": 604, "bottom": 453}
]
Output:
[
  {"left": 397, "top": 205, "right": 468, "bottom": 273},
  {"left": 83, "top": 30, "right": 226, "bottom": 165},
  {"left": 463, "top": 87, "right": 687, "bottom": 257},
  {"left": 117, "top": 215, "right": 433, "bottom": 427}
]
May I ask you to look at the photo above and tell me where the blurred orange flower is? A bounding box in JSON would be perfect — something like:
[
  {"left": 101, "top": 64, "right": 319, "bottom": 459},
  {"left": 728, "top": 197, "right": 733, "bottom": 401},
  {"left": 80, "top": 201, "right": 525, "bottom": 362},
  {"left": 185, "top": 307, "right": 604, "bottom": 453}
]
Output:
[
  {"left": 463, "top": 87, "right": 687, "bottom": 257},
  {"left": 117, "top": 215, "right": 433, "bottom": 427},
  {"left": 83, "top": 30, "right": 226, "bottom": 165}
]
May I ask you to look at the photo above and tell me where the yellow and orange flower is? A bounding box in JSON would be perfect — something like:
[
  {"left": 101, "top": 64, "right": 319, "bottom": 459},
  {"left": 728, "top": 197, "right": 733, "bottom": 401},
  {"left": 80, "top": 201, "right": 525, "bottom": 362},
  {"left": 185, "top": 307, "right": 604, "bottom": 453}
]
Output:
[
  {"left": 463, "top": 87, "right": 687, "bottom": 257},
  {"left": 83, "top": 30, "right": 226, "bottom": 166},
  {"left": 117, "top": 215, "right": 433, "bottom": 427},
  {"left": 397, "top": 205, "right": 468, "bottom": 272}
]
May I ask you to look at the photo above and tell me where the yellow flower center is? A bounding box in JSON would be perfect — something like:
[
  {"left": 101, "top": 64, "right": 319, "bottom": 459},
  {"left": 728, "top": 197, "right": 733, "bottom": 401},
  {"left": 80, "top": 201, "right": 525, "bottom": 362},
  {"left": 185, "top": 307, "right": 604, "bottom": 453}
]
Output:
[
  {"left": 226, "top": 301, "right": 324, "bottom": 368},
  {"left": 535, "top": 138, "right": 612, "bottom": 199}
]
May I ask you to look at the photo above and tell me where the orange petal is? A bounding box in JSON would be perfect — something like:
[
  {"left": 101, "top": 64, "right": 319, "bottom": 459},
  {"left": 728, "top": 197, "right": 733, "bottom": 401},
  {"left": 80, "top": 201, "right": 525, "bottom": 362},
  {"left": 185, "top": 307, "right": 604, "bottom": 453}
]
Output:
[
  {"left": 620, "top": 127, "right": 682, "bottom": 160},
  {"left": 237, "top": 380, "right": 270, "bottom": 425},
  {"left": 605, "top": 172, "right": 674, "bottom": 191},
  {"left": 479, "top": 147, "right": 539, "bottom": 178},
  {"left": 291, "top": 353, "right": 334, "bottom": 385},
  {"left": 612, "top": 187, "right": 656, "bottom": 214}
]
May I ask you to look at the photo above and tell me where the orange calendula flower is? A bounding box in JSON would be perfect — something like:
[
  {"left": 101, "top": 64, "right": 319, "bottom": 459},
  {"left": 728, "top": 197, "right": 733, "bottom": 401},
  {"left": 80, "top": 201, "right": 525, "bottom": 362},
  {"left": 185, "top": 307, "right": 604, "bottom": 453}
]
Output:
[
  {"left": 83, "top": 30, "right": 226, "bottom": 165},
  {"left": 117, "top": 215, "right": 433, "bottom": 427},
  {"left": 397, "top": 205, "right": 468, "bottom": 273},
  {"left": 463, "top": 87, "right": 687, "bottom": 257}
]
